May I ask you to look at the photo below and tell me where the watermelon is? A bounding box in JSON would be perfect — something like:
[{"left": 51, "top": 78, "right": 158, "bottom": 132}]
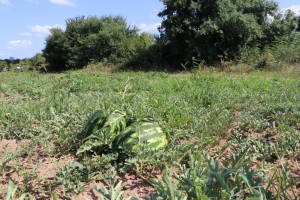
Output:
[
  {"left": 77, "top": 110, "right": 126, "bottom": 155},
  {"left": 104, "top": 110, "right": 126, "bottom": 136},
  {"left": 79, "top": 110, "right": 106, "bottom": 139},
  {"left": 113, "top": 121, "right": 168, "bottom": 154}
]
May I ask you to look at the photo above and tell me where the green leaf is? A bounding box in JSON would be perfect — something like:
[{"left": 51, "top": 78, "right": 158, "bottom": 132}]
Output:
[
  {"left": 239, "top": 172, "right": 255, "bottom": 194},
  {"left": 5, "top": 181, "right": 17, "bottom": 200}
]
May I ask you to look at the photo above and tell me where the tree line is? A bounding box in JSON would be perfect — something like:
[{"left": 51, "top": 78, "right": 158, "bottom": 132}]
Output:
[{"left": 2, "top": 0, "right": 300, "bottom": 71}]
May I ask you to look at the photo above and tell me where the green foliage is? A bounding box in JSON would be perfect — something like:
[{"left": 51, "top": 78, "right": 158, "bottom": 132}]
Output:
[
  {"left": 152, "top": 170, "right": 188, "bottom": 200},
  {"left": 79, "top": 110, "right": 106, "bottom": 139},
  {"left": 263, "top": 10, "right": 300, "bottom": 45},
  {"left": 124, "top": 33, "right": 164, "bottom": 69},
  {"left": 43, "top": 28, "right": 68, "bottom": 70},
  {"left": 29, "top": 53, "right": 47, "bottom": 71},
  {"left": 55, "top": 162, "right": 89, "bottom": 194},
  {"left": 5, "top": 181, "right": 18, "bottom": 200},
  {"left": 94, "top": 168, "right": 132, "bottom": 200},
  {"left": 264, "top": 33, "right": 300, "bottom": 64},
  {"left": 43, "top": 16, "right": 154, "bottom": 70},
  {"left": 158, "top": 0, "right": 280, "bottom": 67},
  {"left": 0, "top": 71, "right": 299, "bottom": 199},
  {"left": 157, "top": 0, "right": 300, "bottom": 68},
  {"left": 152, "top": 152, "right": 272, "bottom": 199}
]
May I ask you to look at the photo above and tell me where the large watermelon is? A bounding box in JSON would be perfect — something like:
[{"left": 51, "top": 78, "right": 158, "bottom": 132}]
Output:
[{"left": 113, "top": 121, "right": 168, "bottom": 154}]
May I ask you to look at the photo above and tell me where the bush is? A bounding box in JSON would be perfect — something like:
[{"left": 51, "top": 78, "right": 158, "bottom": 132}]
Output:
[
  {"left": 256, "top": 52, "right": 282, "bottom": 70},
  {"left": 43, "top": 16, "right": 151, "bottom": 71},
  {"left": 267, "top": 33, "right": 300, "bottom": 64},
  {"left": 29, "top": 53, "right": 47, "bottom": 71}
]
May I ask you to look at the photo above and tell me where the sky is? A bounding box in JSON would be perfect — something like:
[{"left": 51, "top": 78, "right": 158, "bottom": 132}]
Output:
[{"left": 0, "top": 0, "right": 299, "bottom": 60}]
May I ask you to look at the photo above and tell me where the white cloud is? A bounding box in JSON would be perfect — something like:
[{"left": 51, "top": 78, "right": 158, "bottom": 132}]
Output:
[
  {"left": 19, "top": 32, "right": 32, "bottom": 37},
  {"left": 8, "top": 40, "right": 32, "bottom": 49},
  {"left": 49, "top": 0, "right": 75, "bottom": 7},
  {"left": 30, "top": 24, "right": 63, "bottom": 37},
  {"left": 138, "top": 22, "right": 160, "bottom": 34},
  {"left": 282, "top": 4, "right": 300, "bottom": 15},
  {"left": 0, "top": 0, "right": 12, "bottom": 6}
]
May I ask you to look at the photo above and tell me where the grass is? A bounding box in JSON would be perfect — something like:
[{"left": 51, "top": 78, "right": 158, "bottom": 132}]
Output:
[{"left": 0, "top": 69, "right": 299, "bottom": 199}]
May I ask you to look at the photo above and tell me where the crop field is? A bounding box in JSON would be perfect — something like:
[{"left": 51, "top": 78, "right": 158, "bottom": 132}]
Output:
[{"left": 0, "top": 70, "right": 299, "bottom": 199}]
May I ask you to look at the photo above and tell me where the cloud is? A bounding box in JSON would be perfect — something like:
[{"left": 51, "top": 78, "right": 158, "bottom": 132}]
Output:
[
  {"left": 30, "top": 24, "right": 63, "bottom": 37},
  {"left": 282, "top": 4, "right": 300, "bottom": 15},
  {"left": 0, "top": 0, "right": 12, "bottom": 6},
  {"left": 138, "top": 22, "right": 160, "bottom": 34},
  {"left": 49, "top": 0, "right": 75, "bottom": 7},
  {"left": 19, "top": 32, "right": 32, "bottom": 37},
  {"left": 8, "top": 40, "right": 32, "bottom": 49}
]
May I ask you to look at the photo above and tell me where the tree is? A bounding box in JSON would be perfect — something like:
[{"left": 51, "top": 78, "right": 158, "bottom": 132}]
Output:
[
  {"left": 263, "top": 10, "right": 300, "bottom": 44},
  {"left": 158, "top": 0, "right": 279, "bottom": 67},
  {"left": 43, "top": 28, "right": 68, "bottom": 71},
  {"left": 43, "top": 16, "right": 145, "bottom": 70},
  {"left": 29, "top": 53, "right": 46, "bottom": 70}
]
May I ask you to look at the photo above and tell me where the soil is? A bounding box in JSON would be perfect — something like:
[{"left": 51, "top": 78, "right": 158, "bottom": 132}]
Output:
[{"left": 0, "top": 139, "right": 156, "bottom": 199}]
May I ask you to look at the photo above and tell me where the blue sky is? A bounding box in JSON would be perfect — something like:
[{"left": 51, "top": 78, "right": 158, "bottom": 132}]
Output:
[{"left": 0, "top": 0, "right": 299, "bottom": 59}]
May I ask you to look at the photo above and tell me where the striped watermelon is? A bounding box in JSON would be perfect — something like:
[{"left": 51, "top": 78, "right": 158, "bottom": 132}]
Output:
[
  {"left": 79, "top": 110, "right": 106, "bottom": 139},
  {"left": 113, "top": 121, "right": 168, "bottom": 154},
  {"left": 77, "top": 110, "right": 126, "bottom": 155}
]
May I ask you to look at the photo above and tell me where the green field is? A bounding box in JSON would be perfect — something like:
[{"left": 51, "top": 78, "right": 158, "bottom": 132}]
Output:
[{"left": 0, "top": 70, "right": 299, "bottom": 199}]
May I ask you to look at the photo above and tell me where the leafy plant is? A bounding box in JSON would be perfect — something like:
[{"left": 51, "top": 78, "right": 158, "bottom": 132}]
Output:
[
  {"left": 94, "top": 168, "right": 132, "bottom": 200},
  {"left": 55, "top": 162, "right": 89, "bottom": 194},
  {"left": 151, "top": 170, "right": 188, "bottom": 200},
  {"left": 5, "top": 181, "right": 18, "bottom": 200}
]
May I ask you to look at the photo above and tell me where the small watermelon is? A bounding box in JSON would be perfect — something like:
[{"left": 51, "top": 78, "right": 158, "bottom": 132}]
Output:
[{"left": 113, "top": 121, "right": 168, "bottom": 154}]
